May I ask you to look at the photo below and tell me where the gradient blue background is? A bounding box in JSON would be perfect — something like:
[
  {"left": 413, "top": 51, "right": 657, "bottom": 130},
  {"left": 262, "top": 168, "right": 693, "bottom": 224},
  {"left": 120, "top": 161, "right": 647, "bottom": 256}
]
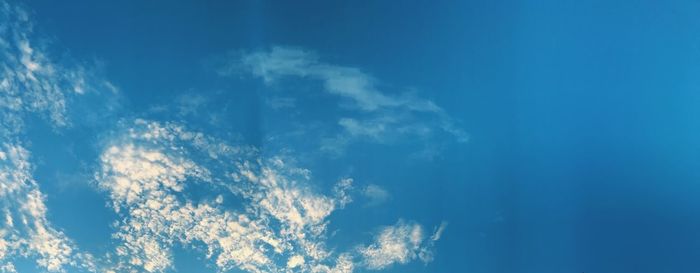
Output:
[{"left": 15, "top": 1, "right": 700, "bottom": 272}]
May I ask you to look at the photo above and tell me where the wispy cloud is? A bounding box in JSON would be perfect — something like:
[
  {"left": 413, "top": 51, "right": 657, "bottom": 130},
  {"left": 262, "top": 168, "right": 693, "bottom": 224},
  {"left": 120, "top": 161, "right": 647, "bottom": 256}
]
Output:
[
  {"left": 266, "top": 96, "right": 297, "bottom": 110},
  {"left": 221, "top": 46, "right": 469, "bottom": 156},
  {"left": 362, "top": 184, "right": 391, "bottom": 207},
  {"left": 232, "top": 47, "right": 402, "bottom": 111},
  {"left": 175, "top": 93, "right": 209, "bottom": 116},
  {"left": 0, "top": 3, "right": 119, "bottom": 137}
]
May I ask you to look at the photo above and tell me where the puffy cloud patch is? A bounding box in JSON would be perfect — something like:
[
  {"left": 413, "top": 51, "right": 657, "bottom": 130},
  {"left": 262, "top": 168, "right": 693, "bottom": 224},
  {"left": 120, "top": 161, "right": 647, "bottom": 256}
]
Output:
[
  {"left": 0, "top": 1, "right": 115, "bottom": 271},
  {"left": 359, "top": 220, "right": 446, "bottom": 270},
  {"left": 0, "top": 144, "right": 95, "bottom": 272},
  {"left": 95, "top": 120, "right": 444, "bottom": 273},
  {"left": 95, "top": 120, "right": 362, "bottom": 273}
]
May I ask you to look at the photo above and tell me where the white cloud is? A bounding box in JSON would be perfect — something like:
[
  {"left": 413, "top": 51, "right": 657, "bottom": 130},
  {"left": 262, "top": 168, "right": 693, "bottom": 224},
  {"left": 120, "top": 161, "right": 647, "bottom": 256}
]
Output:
[
  {"left": 0, "top": 1, "right": 115, "bottom": 271},
  {"left": 0, "top": 1, "right": 120, "bottom": 138},
  {"left": 226, "top": 46, "right": 468, "bottom": 155},
  {"left": 0, "top": 144, "right": 95, "bottom": 272},
  {"left": 95, "top": 120, "right": 361, "bottom": 273},
  {"left": 362, "top": 184, "right": 390, "bottom": 207},
  {"left": 287, "top": 254, "right": 305, "bottom": 268},
  {"left": 309, "top": 253, "right": 354, "bottom": 273},
  {"left": 94, "top": 119, "right": 444, "bottom": 273},
  {"left": 431, "top": 221, "right": 448, "bottom": 241},
  {"left": 359, "top": 220, "right": 445, "bottom": 270},
  {"left": 231, "top": 47, "right": 412, "bottom": 112},
  {"left": 339, "top": 118, "right": 390, "bottom": 140}
]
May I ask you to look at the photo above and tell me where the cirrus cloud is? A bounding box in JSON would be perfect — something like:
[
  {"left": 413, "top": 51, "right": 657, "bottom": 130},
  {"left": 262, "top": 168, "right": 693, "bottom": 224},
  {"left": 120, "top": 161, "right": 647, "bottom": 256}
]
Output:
[{"left": 220, "top": 46, "right": 469, "bottom": 156}]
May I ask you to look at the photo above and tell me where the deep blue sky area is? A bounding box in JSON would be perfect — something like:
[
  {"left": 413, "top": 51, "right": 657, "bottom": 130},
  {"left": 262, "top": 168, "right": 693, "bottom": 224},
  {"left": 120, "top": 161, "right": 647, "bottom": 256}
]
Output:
[{"left": 2, "top": 1, "right": 700, "bottom": 273}]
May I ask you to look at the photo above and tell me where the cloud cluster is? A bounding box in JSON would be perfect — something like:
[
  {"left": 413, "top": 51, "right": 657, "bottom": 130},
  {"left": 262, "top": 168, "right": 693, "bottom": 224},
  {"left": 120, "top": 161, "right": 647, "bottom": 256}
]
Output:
[
  {"left": 359, "top": 220, "right": 446, "bottom": 270},
  {"left": 95, "top": 119, "right": 442, "bottom": 273},
  {"left": 1, "top": 1, "right": 70, "bottom": 137},
  {"left": 0, "top": 1, "right": 448, "bottom": 272},
  {"left": 0, "top": 144, "right": 96, "bottom": 273},
  {"left": 0, "top": 1, "right": 108, "bottom": 271},
  {"left": 224, "top": 46, "right": 468, "bottom": 156},
  {"left": 0, "top": 1, "right": 117, "bottom": 139}
]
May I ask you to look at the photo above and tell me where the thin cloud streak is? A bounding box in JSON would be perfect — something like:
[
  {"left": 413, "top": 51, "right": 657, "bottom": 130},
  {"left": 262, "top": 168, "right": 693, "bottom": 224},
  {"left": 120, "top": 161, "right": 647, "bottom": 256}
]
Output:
[{"left": 223, "top": 46, "right": 469, "bottom": 155}]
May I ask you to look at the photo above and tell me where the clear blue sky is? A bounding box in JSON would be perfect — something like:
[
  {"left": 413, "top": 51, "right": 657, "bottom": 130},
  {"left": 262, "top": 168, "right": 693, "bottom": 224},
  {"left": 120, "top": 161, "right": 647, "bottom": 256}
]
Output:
[{"left": 2, "top": 1, "right": 700, "bottom": 273}]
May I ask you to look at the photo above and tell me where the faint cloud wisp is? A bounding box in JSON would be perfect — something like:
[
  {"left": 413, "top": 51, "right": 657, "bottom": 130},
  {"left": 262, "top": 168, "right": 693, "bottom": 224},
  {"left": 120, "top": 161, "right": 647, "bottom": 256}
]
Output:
[{"left": 220, "top": 46, "right": 469, "bottom": 157}]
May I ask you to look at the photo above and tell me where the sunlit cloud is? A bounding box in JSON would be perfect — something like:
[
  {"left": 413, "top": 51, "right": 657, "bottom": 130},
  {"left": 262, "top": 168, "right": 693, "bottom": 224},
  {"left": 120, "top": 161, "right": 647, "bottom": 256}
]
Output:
[
  {"left": 93, "top": 119, "right": 442, "bottom": 273},
  {"left": 0, "top": 2, "right": 112, "bottom": 271}
]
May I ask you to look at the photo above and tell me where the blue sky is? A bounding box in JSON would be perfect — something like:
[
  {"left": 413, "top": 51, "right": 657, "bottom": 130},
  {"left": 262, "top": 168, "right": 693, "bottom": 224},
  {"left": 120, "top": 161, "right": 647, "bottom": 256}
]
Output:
[{"left": 2, "top": 1, "right": 700, "bottom": 273}]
